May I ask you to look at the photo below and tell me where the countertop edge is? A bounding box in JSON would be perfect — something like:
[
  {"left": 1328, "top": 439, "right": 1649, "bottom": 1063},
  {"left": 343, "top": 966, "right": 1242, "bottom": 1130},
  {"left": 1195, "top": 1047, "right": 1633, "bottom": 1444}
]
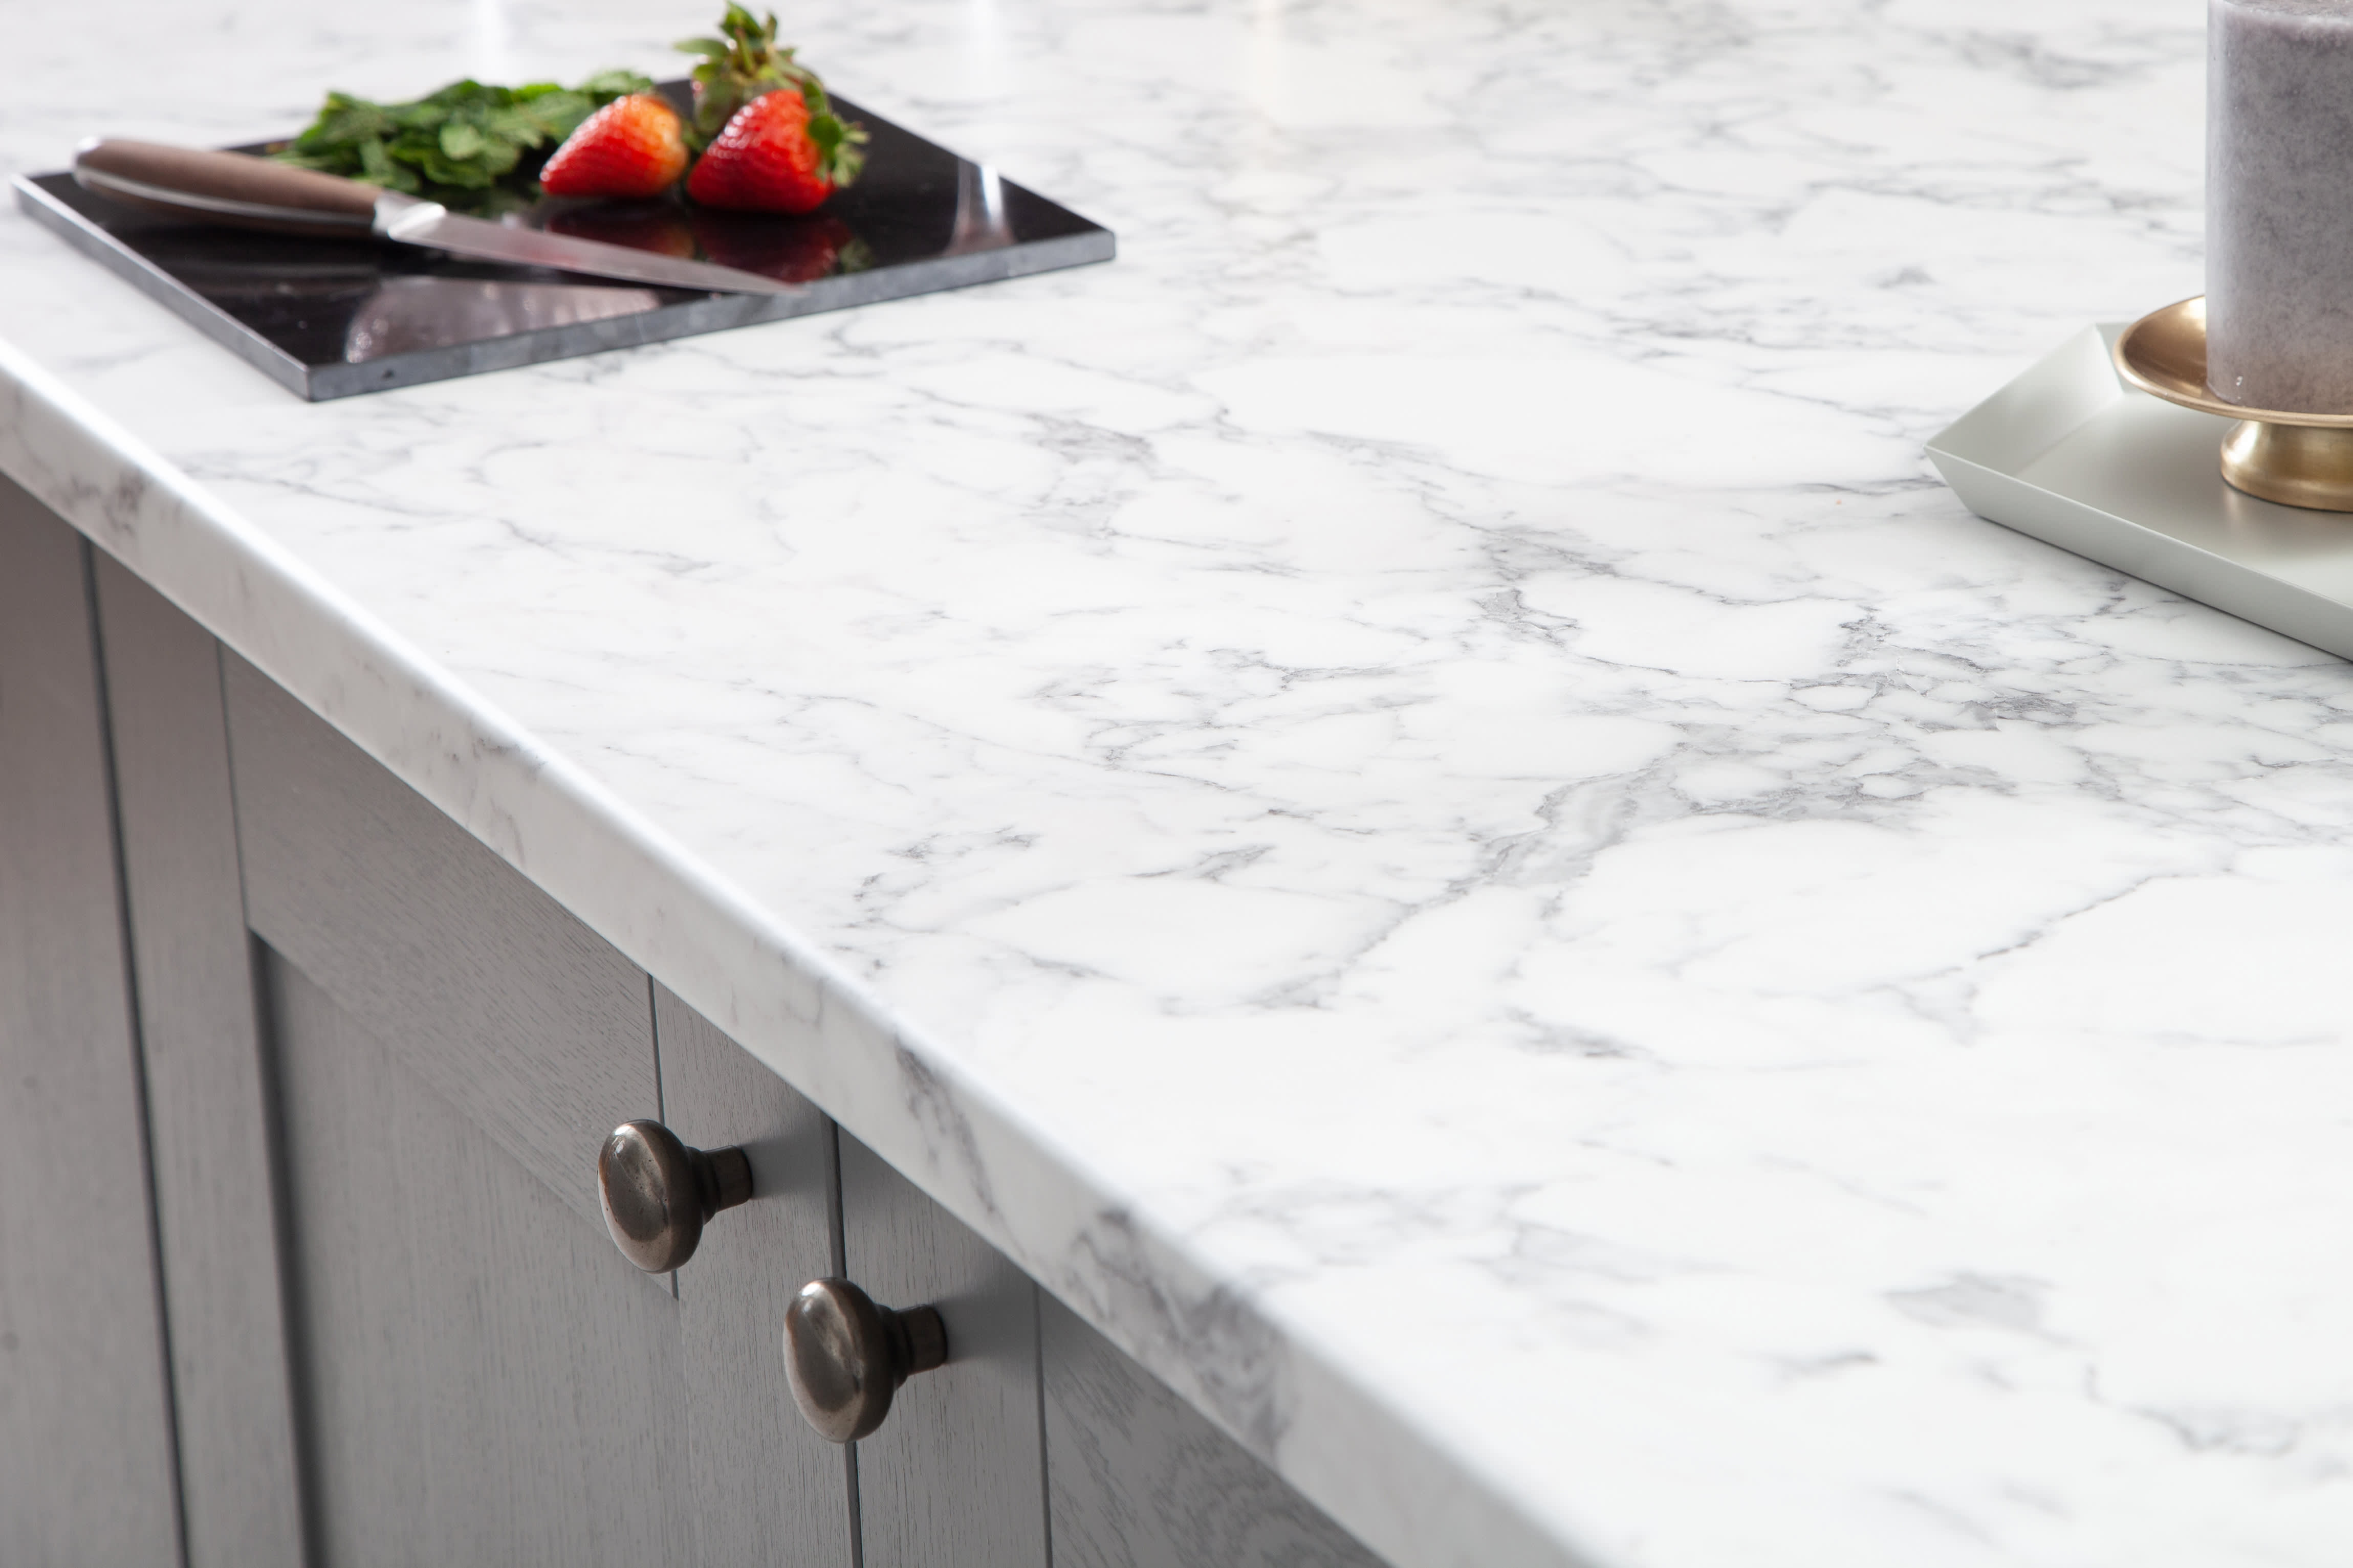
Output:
[{"left": 0, "top": 336, "right": 1595, "bottom": 1568}]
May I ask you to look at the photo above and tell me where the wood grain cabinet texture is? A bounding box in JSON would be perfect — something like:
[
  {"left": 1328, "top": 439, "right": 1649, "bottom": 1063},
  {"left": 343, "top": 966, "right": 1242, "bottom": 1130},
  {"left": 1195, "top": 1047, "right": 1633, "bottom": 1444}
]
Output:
[
  {"left": 0, "top": 478, "right": 184, "bottom": 1568},
  {"left": 0, "top": 483, "right": 1387, "bottom": 1568}
]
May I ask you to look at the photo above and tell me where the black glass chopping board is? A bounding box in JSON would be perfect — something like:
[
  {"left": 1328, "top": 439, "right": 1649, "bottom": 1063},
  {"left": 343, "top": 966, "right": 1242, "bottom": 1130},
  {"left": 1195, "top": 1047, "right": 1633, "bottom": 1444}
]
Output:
[{"left": 11, "top": 84, "right": 1113, "bottom": 400}]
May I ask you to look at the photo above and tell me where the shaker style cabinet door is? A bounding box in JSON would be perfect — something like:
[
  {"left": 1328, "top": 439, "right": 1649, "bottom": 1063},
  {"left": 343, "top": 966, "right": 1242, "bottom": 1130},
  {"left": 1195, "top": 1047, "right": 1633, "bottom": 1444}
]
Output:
[
  {"left": 90, "top": 556, "right": 307, "bottom": 1568},
  {"left": 218, "top": 653, "right": 863, "bottom": 1564},
  {"left": 839, "top": 1135, "right": 1051, "bottom": 1568},
  {"left": 260, "top": 948, "right": 698, "bottom": 1563},
  {"left": 223, "top": 651, "right": 702, "bottom": 1563},
  {"left": 223, "top": 654, "right": 659, "bottom": 1233},
  {"left": 655, "top": 985, "right": 857, "bottom": 1568},
  {"left": 0, "top": 480, "right": 183, "bottom": 1567}
]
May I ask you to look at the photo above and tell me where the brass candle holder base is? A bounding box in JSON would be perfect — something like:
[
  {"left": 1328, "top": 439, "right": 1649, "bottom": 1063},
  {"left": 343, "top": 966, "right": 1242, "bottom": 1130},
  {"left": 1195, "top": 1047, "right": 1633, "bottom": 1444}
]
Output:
[{"left": 2114, "top": 296, "right": 2353, "bottom": 513}]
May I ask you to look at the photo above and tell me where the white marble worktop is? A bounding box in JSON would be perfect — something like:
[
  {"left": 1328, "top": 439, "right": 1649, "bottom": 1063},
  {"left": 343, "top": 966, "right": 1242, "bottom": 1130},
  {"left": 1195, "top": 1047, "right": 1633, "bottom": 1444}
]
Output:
[{"left": 7, "top": 1, "right": 2349, "bottom": 1564}]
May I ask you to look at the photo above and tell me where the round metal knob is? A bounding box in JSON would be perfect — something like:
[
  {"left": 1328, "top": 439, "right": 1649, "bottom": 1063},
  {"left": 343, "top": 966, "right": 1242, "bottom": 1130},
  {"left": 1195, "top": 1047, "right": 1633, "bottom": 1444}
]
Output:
[
  {"left": 782, "top": 1278, "right": 949, "bottom": 1443},
  {"left": 597, "top": 1119, "right": 753, "bottom": 1273}
]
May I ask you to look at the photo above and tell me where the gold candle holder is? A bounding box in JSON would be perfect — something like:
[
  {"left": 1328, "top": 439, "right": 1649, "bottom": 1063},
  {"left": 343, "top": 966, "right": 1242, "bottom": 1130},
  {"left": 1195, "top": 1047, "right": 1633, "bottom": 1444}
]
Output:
[{"left": 2114, "top": 297, "right": 2353, "bottom": 513}]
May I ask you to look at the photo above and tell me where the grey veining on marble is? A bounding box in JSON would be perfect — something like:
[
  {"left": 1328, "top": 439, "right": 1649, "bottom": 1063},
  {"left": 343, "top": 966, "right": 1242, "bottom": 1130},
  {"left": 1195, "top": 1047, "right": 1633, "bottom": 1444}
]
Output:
[{"left": 5, "top": 2, "right": 2351, "bottom": 1566}]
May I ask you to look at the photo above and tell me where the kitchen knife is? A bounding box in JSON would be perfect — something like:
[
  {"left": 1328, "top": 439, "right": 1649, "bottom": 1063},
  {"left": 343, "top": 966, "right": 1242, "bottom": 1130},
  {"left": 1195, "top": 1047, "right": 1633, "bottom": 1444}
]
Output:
[{"left": 73, "top": 139, "right": 799, "bottom": 296}]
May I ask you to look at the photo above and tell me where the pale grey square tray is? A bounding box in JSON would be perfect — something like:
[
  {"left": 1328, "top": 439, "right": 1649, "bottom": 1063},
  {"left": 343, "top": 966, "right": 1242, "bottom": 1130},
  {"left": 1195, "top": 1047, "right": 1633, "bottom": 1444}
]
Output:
[{"left": 1929, "top": 323, "right": 2353, "bottom": 660}]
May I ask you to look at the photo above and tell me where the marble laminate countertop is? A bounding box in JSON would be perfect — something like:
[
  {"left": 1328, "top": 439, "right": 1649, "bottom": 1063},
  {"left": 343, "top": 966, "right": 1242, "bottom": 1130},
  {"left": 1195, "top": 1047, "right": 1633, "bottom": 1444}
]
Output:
[{"left": 6, "top": 2, "right": 2347, "bottom": 1564}]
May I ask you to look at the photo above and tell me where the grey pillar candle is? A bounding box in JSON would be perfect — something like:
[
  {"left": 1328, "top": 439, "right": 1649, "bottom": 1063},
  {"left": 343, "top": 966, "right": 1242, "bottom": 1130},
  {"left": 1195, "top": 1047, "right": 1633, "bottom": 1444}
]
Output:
[{"left": 2209, "top": 0, "right": 2353, "bottom": 412}]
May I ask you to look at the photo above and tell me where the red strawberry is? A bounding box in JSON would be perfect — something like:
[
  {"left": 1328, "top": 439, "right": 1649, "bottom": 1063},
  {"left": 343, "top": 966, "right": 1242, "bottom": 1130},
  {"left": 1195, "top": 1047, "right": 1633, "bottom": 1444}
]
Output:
[
  {"left": 539, "top": 94, "right": 689, "bottom": 200},
  {"left": 686, "top": 89, "right": 865, "bottom": 214}
]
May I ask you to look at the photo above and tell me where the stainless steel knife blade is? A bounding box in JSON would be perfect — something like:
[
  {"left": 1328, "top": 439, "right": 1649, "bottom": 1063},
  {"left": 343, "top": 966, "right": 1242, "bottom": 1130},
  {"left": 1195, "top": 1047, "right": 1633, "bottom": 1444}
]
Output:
[
  {"left": 375, "top": 195, "right": 799, "bottom": 297},
  {"left": 72, "top": 141, "right": 802, "bottom": 297}
]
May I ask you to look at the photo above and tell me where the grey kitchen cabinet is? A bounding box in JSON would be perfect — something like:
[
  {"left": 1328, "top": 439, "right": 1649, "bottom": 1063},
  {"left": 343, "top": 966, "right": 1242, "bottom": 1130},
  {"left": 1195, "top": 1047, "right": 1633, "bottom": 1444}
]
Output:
[
  {"left": 0, "top": 477, "right": 184, "bottom": 1568},
  {"left": 259, "top": 950, "right": 699, "bottom": 1565},
  {"left": 839, "top": 1133, "right": 1051, "bottom": 1568},
  {"left": 93, "top": 550, "right": 309, "bottom": 1568},
  {"left": 0, "top": 481, "right": 1384, "bottom": 1568},
  {"left": 657, "top": 985, "right": 855, "bottom": 1568},
  {"left": 219, "top": 621, "right": 853, "bottom": 1566}
]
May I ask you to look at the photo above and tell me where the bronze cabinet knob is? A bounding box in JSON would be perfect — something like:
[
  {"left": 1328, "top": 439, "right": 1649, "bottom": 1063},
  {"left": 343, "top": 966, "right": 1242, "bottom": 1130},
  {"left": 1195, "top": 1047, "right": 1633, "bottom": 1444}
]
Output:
[
  {"left": 782, "top": 1278, "right": 949, "bottom": 1443},
  {"left": 596, "top": 1119, "right": 753, "bottom": 1273}
]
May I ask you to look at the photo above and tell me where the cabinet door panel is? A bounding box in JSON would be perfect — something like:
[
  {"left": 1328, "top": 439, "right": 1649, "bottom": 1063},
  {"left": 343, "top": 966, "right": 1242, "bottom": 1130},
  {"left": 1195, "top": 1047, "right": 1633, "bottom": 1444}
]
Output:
[
  {"left": 655, "top": 984, "right": 855, "bottom": 1568},
  {"left": 0, "top": 480, "right": 182, "bottom": 1566},
  {"left": 264, "top": 947, "right": 694, "bottom": 1566},
  {"left": 840, "top": 1135, "right": 1048, "bottom": 1568},
  {"left": 93, "top": 555, "right": 307, "bottom": 1568},
  {"left": 1041, "top": 1296, "right": 1387, "bottom": 1568},
  {"left": 225, "top": 654, "right": 655, "bottom": 1229}
]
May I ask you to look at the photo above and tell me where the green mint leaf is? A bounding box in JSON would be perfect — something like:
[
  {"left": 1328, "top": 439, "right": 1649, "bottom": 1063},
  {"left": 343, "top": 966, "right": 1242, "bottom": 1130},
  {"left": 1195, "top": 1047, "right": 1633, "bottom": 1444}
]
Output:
[
  {"left": 408, "top": 144, "right": 496, "bottom": 188},
  {"left": 578, "top": 69, "right": 655, "bottom": 101},
  {"left": 276, "top": 63, "right": 665, "bottom": 205},
  {"left": 353, "top": 137, "right": 421, "bottom": 192}
]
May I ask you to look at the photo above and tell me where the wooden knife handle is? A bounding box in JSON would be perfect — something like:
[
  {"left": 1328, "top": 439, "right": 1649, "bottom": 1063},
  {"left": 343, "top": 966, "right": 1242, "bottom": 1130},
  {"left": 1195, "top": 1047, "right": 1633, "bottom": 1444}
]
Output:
[{"left": 73, "top": 140, "right": 381, "bottom": 234}]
